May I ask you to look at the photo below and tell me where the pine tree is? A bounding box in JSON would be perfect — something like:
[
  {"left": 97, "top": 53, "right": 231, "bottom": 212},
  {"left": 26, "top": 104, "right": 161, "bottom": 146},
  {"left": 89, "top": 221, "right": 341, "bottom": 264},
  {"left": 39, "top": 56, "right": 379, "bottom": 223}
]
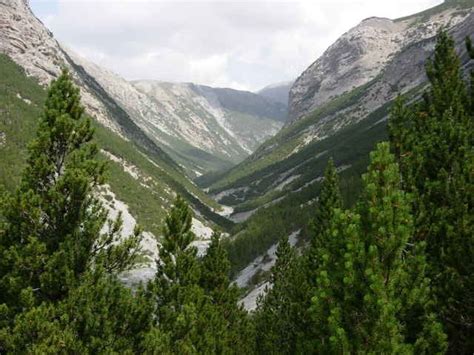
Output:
[
  {"left": 200, "top": 232, "right": 255, "bottom": 353},
  {"left": 0, "top": 69, "right": 141, "bottom": 305},
  {"left": 466, "top": 36, "right": 474, "bottom": 111},
  {"left": 297, "top": 158, "right": 344, "bottom": 352},
  {"left": 310, "top": 158, "right": 343, "bottom": 240},
  {"left": 309, "top": 142, "right": 446, "bottom": 353},
  {"left": 306, "top": 158, "right": 343, "bottom": 283},
  {"left": 147, "top": 196, "right": 203, "bottom": 352},
  {"left": 1, "top": 268, "right": 153, "bottom": 353},
  {"left": 0, "top": 70, "right": 143, "bottom": 352},
  {"left": 201, "top": 232, "right": 232, "bottom": 302},
  {"left": 389, "top": 31, "right": 473, "bottom": 353},
  {"left": 255, "top": 235, "right": 305, "bottom": 354}
]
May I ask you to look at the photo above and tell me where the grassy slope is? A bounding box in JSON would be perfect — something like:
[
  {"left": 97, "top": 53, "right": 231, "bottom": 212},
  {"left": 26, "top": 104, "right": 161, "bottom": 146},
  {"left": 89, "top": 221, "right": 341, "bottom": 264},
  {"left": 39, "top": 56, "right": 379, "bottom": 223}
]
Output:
[{"left": 0, "top": 54, "right": 232, "bottom": 236}]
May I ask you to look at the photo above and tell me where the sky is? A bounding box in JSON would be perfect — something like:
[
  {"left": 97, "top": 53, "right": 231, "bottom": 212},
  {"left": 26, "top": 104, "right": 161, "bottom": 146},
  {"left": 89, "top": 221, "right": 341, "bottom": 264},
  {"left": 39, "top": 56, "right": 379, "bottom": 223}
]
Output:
[{"left": 30, "top": 0, "right": 443, "bottom": 91}]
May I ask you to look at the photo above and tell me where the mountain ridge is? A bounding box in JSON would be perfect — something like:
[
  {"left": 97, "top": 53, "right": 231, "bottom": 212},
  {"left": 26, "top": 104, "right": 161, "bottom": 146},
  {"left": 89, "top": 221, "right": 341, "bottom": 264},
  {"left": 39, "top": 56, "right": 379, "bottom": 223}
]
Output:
[{"left": 288, "top": 0, "right": 472, "bottom": 122}]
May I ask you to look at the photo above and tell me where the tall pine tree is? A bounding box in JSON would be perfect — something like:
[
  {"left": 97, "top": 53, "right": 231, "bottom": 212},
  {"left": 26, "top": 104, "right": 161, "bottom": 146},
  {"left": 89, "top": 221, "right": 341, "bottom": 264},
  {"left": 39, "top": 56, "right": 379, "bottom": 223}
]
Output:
[
  {"left": 309, "top": 142, "right": 446, "bottom": 353},
  {"left": 0, "top": 70, "right": 143, "bottom": 353},
  {"left": 255, "top": 235, "right": 308, "bottom": 354},
  {"left": 389, "top": 31, "right": 473, "bottom": 353},
  {"left": 200, "top": 232, "right": 255, "bottom": 353},
  {"left": 0, "top": 69, "right": 141, "bottom": 310}
]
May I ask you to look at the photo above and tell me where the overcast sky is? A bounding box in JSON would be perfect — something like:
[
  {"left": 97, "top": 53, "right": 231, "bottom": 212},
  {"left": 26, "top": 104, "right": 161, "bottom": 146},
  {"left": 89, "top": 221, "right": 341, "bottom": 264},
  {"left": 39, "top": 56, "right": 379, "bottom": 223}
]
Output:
[{"left": 31, "top": 0, "right": 443, "bottom": 91}]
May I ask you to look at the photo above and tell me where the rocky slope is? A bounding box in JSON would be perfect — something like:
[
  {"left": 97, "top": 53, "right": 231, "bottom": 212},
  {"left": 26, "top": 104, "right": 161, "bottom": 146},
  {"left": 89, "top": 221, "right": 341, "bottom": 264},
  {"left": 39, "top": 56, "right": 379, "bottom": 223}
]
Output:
[
  {"left": 59, "top": 50, "right": 286, "bottom": 176},
  {"left": 289, "top": 1, "right": 472, "bottom": 122},
  {"left": 211, "top": 0, "right": 474, "bottom": 306},
  {"left": 0, "top": 0, "right": 121, "bottom": 134},
  {"left": 130, "top": 80, "right": 286, "bottom": 175}
]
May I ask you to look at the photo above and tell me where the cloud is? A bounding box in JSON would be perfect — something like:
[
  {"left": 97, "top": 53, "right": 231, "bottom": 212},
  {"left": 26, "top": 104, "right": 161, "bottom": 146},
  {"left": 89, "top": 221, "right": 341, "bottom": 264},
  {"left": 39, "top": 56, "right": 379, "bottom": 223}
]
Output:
[{"left": 31, "top": 0, "right": 443, "bottom": 91}]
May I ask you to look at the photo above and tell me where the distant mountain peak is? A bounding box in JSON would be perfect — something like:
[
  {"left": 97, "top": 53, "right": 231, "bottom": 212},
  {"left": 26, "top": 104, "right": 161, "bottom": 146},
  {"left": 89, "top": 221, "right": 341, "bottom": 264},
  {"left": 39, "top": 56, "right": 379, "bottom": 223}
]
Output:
[{"left": 257, "top": 81, "right": 294, "bottom": 107}]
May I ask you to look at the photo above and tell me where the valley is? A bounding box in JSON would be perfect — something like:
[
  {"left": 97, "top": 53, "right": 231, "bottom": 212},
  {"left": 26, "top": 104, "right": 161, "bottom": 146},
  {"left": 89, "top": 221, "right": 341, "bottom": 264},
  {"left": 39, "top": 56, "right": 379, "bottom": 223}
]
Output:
[{"left": 0, "top": 0, "right": 473, "bottom": 351}]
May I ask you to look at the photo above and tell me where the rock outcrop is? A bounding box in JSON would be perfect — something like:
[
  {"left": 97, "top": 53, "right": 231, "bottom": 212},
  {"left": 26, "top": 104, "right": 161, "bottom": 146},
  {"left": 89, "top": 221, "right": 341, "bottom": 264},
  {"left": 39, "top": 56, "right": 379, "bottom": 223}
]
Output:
[{"left": 0, "top": 0, "right": 121, "bottom": 133}]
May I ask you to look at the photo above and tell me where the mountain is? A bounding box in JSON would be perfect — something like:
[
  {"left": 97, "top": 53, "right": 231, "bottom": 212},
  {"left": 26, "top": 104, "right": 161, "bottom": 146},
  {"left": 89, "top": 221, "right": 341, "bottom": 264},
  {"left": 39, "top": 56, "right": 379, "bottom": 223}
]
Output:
[
  {"left": 0, "top": 0, "right": 233, "bottom": 255},
  {"left": 130, "top": 80, "right": 286, "bottom": 175},
  {"left": 257, "top": 81, "right": 293, "bottom": 107},
  {"left": 0, "top": 0, "right": 286, "bottom": 179},
  {"left": 202, "top": 0, "right": 474, "bottom": 279},
  {"left": 289, "top": 0, "right": 473, "bottom": 122},
  {"left": 62, "top": 51, "right": 286, "bottom": 177}
]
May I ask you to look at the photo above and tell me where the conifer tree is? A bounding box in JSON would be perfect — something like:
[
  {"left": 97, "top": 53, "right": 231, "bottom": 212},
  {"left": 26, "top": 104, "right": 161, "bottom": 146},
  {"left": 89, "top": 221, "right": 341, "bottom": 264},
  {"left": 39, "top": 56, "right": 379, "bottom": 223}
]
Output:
[
  {"left": 311, "top": 158, "right": 343, "bottom": 240},
  {"left": 255, "top": 235, "right": 303, "bottom": 354},
  {"left": 0, "top": 70, "right": 140, "bottom": 307},
  {"left": 309, "top": 142, "right": 446, "bottom": 353},
  {"left": 389, "top": 31, "right": 473, "bottom": 352},
  {"left": 200, "top": 232, "right": 255, "bottom": 353},
  {"left": 299, "top": 158, "right": 343, "bottom": 351},
  {"left": 306, "top": 158, "right": 343, "bottom": 282},
  {"left": 467, "top": 36, "right": 474, "bottom": 111},
  {"left": 201, "top": 232, "right": 232, "bottom": 302},
  {"left": 148, "top": 197, "right": 255, "bottom": 353},
  {"left": 147, "top": 196, "right": 203, "bottom": 352},
  {"left": 2, "top": 268, "right": 153, "bottom": 353},
  {"left": 0, "top": 70, "right": 143, "bottom": 352}
]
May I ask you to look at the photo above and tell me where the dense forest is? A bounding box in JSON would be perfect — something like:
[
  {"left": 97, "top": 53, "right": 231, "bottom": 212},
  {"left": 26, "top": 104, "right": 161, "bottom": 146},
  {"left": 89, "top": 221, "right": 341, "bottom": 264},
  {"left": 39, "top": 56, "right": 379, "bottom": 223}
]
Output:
[{"left": 0, "top": 31, "right": 472, "bottom": 354}]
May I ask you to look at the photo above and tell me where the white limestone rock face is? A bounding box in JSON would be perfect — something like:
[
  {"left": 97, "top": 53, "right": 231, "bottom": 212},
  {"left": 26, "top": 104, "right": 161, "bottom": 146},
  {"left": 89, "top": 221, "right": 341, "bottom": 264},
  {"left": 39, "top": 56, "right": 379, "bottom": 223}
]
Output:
[
  {"left": 289, "top": 7, "right": 471, "bottom": 122},
  {"left": 257, "top": 80, "right": 293, "bottom": 106},
  {"left": 0, "top": 0, "right": 285, "bottom": 175},
  {"left": 0, "top": 0, "right": 121, "bottom": 133}
]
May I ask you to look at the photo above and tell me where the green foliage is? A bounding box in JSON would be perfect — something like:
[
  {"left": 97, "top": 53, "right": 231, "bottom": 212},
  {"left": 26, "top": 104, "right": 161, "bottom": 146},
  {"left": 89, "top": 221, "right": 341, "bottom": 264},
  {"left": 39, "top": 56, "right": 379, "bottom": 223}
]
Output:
[
  {"left": 1, "top": 269, "right": 153, "bottom": 354},
  {"left": 146, "top": 197, "right": 254, "bottom": 354},
  {"left": 0, "top": 70, "right": 146, "bottom": 353},
  {"left": 310, "top": 158, "right": 342, "bottom": 239},
  {"left": 0, "top": 53, "right": 229, "bottom": 237},
  {"left": 200, "top": 233, "right": 256, "bottom": 353},
  {"left": 389, "top": 31, "right": 474, "bottom": 353},
  {"left": 0, "top": 55, "right": 45, "bottom": 190},
  {"left": 308, "top": 142, "right": 445, "bottom": 353},
  {"left": 255, "top": 236, "right": 310, "bottom": 354},
  {"left": 0, "top": 70, "right": 141, "bottom": 311}
]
